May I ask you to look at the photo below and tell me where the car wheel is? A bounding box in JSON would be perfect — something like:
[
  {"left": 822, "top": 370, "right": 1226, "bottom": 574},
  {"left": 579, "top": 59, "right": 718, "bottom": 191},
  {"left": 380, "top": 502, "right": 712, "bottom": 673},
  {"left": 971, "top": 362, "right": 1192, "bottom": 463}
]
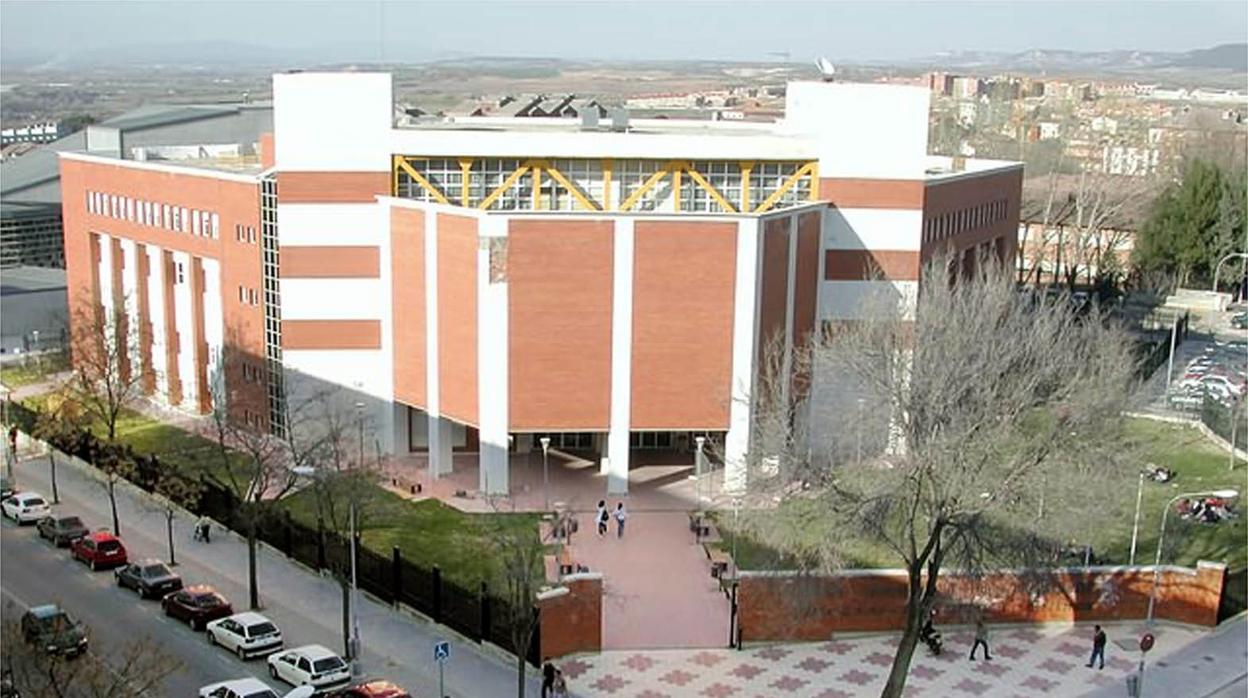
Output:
[
  {"left": 236, "top": 644, "right": 247, "bottom": 660},
  {"left": 269, "top": 665, "right": 278, "bottom": 679},
  {"left": 191, "top": 618, "right": 202, "bottom": 631},
  {"left": 89, "top": 559, "right": 97, "bottom": 572},
  {"left": 207, "top": 631, "right": 217, "bottom": 646}
]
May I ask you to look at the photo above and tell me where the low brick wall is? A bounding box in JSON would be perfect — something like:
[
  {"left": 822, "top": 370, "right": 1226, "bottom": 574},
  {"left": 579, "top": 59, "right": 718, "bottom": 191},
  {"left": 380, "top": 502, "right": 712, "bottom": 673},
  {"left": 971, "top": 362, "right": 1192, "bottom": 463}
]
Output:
[
  {"left": 738, "top": 561, "right": 1227, "bottom": 642},
  {"left": 538, "top": 573, "right": 603, "bottom": 659}
]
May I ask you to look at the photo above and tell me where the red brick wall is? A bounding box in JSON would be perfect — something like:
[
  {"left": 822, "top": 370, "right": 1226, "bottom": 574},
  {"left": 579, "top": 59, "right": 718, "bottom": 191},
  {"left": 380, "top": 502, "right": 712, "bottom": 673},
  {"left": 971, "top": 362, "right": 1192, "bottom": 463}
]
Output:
[
  {"left": 539, "top": 575, "right": 603, "bottom": 659},
  {"left": 738, "top": 562, "right": 1227, "bottom": 642}
]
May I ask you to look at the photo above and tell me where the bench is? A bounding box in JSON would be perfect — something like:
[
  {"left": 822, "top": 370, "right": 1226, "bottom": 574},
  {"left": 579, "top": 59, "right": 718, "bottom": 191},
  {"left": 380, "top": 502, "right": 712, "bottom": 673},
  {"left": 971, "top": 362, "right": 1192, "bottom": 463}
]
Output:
[
  {"left": 708, "top": 549, "right": 732, "bottom": 579},
  {"left": 543, "top": 554, "right": 560, "bottom": 584}
]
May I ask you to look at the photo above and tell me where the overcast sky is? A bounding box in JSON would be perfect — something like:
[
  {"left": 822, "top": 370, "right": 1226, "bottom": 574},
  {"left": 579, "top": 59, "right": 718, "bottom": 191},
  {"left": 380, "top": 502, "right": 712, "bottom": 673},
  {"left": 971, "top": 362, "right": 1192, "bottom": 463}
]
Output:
[{"left": 2, "top": 0, "right": 1246, "bottom": 64}]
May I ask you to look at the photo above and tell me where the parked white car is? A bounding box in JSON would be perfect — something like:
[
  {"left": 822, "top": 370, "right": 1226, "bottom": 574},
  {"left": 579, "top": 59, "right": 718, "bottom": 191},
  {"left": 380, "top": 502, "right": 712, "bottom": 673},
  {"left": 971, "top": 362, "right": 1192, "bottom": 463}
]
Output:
[
  {"left": 207, "top": 612, "right": 284, "bottom": 659},
  {"left": 2, "top": 491, "right": 51, "bottom": 524},
  {"left": 198, "top": 678, "right": 313, "bottom": 698},
  {"left": 266, "top": 645, "right": 350, "bottom": 691}
]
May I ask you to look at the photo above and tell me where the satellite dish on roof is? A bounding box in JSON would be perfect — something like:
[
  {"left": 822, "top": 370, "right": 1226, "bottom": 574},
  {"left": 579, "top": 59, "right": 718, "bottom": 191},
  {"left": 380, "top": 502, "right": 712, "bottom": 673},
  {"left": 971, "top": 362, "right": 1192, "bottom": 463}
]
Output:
[{"left": 816, "top": 57, "right": 836, "bottom": 82}]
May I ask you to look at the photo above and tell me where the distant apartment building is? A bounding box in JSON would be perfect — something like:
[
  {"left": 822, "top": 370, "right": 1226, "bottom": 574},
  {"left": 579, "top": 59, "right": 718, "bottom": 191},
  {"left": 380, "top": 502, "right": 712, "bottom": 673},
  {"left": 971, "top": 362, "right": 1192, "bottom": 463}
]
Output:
[
  {"left": 58, "top": 72, "right": 1021, "bottom": 497},
  {"left": 0, "top": 121, "right": 61, "bottom": 145}
]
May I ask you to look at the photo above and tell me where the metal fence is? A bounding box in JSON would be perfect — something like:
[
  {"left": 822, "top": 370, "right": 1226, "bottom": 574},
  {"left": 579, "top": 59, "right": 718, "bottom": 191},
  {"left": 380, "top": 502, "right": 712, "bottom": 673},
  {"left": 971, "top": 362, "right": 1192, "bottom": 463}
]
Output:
[{"left": 5, "top": 399, "right": 540, "bottom": 666}]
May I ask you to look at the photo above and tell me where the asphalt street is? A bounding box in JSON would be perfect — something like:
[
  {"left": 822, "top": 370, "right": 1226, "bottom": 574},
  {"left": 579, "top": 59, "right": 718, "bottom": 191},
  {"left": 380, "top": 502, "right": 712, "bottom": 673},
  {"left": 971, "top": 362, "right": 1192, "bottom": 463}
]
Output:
[{"left": 1, "top": 515, "right": 281, "bottom": 696}]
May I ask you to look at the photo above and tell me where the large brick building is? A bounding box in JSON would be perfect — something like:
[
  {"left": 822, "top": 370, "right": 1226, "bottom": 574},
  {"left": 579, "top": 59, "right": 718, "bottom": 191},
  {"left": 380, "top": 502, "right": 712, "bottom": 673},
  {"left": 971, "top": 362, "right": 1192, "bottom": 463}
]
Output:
[{"left": 59, "top": 72, "right": 1022, "bottom": 496}]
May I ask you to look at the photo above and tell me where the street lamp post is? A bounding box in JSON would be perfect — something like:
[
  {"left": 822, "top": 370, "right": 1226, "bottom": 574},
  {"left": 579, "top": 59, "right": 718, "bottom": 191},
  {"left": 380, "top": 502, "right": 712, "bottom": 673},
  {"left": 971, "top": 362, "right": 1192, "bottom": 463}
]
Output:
[
  {"left": 1146, "top": 488, "right": 1239, "bottom": 626},
  {"left": 694, "top": 436, "right": 707, "bottom": 505},
  {"left": 1164, "top": 317, "right": 1179, "bottom": 393},
  {"left": 540, "top": 437, "right": 551, "bottom": 512},
  {"left": 1129, "top": 472, "right": 1145, "bottom": 566},
  {"left": 349, "top": 401, "right": 365, "bottom": 675},
  {"left": 1211, "top": 252, "right": 1248, "bottom": 293}
]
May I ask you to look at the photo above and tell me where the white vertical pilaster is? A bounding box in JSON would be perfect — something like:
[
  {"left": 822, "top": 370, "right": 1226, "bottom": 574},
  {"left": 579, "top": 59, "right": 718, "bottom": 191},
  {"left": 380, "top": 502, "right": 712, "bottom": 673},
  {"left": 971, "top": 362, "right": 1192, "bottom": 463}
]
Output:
[
  {"left": 146, "top": 245, "right": 168, "bottom": 399},
  {"left": 725, "top": 219, "right": 761, "bottom": 494},
  {"left": 200, "top": 258, "right": 223, "bottom": 395},
  {"left": 118, "top": 239, "right": 140, "bottom": 372},
  {"left": 97, "top": 234, "right": 114, "bottom": 329},
  {"left": 477, "top": 216, "right": 509, "bottom": 496},
  {"left": 424, "top": 210, "right": 453, "bottom": 478},
  {"left": 607, "top": 219, "right": 634, "bottom": 495},
  {"left": 172, "top": 251, "right": 196, "bottom": 409}
]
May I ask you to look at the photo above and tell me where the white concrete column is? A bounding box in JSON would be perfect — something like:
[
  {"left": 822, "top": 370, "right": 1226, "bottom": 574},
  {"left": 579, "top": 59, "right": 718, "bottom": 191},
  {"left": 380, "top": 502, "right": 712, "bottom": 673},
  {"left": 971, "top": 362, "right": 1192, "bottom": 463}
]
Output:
[
  {"left": 781, "top": 214, "right": 798, "bottom": 408},
  {"left": 119, "top": 239, "right": 141, "bottom": 373},
  {"left": 423, "top": 210, "right": 453, "bottom": 478},
  {"left": 97, "top": 233, "right": 114, "bottom": 330},
  {"left": 724, "top": 219, "right": 761, "bottom": 494},
  {"left": 146, "top": 244, "right": 168, "bottom": 399},
  {"left": 477, "top": 217, "right": 509, "bottom": 495},
  {"left": 172, "top": 251, "right": 196, "bottom": 409},
  {"left": 606, "top": 219, "right": 634, "bottom": 495}
]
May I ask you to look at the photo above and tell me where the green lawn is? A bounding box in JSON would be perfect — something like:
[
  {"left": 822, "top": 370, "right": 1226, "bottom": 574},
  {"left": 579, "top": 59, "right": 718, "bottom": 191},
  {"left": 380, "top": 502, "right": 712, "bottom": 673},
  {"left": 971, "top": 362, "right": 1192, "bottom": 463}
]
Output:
[
  {"left": 18, "top": 397, "right": 541, "bottom": 590},
  {"left": 284, "top": 488, "right": 542, "bottom": 590},
  {"left": 0, "top": 354, "right": 68, "bottom": 388},
  {"left": 717, "top": 417, "right": 1247, "bottom": 573}
]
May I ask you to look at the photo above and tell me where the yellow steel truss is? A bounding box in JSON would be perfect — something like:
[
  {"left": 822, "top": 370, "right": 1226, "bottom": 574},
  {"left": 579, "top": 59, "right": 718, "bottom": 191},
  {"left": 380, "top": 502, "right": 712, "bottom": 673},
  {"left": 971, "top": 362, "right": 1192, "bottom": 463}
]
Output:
[{"left": 393, "top": 156, "right": 815, "bottom": 214}]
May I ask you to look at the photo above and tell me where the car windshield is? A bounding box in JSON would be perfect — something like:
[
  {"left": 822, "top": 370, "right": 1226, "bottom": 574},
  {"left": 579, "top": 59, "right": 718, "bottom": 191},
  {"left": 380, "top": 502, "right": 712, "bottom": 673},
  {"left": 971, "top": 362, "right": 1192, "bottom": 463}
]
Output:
[
  {"left": 140, "top": 563, "right": 168, "bottom": 576},
  {"left": 24, "top": 497, "right": 45, "bottom": 506},
  {"left": 59, "top": 517, "right": 84, "bottom": 528},
  {"left": 248, "top": 622, "right": 278, "bottom": 636},
  {"left": 45, "top": 612, "right": 77, "bottom": 632},
  {"left": 98, "top": 540, "right": 121, "bottom": 553},
  {"left": 242, "top": 691, "right": 278, "bottom": 698},
  {"left": 312, "top": 656, "right": 345, "bottom": 673}
]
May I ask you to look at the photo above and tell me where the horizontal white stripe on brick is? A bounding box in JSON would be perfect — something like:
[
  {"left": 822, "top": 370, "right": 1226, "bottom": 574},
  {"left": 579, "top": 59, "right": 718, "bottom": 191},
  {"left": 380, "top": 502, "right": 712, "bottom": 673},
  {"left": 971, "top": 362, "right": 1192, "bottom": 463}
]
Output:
[
  {"left": 819, "top": 280, "right": 918, "bottom": 321},
  {"left": 279, "top": 278, "right": 385, "bottom": 320},
  {"left": 276, "top": 203, "right": 385, "bottom": 246},
  {"left": 282, "top": 349, "right": 391, "bottom": 401},
  {"left": 822, "top": 208, "right": 922, "bottom": 252}
]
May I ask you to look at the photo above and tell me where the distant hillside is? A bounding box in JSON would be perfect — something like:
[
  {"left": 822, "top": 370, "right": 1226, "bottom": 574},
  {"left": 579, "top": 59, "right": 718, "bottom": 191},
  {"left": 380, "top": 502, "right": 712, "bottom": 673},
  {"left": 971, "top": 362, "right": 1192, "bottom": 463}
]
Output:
[{"left": 1170, "top": 43, "right": 1248, "bottom": 71}]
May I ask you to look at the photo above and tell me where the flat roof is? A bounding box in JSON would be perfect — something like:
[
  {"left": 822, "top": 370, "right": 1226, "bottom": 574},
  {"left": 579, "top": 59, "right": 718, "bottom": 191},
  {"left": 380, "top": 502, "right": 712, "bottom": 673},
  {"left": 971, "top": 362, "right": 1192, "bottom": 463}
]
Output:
[{"left": 399, "top": 114, "right": 784, "bottom": 138}]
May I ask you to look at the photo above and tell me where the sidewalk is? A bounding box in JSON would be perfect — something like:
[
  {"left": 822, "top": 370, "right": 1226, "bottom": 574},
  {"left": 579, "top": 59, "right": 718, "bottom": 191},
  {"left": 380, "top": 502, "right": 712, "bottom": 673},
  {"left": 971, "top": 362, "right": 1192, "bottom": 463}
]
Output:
[
  {"left": 6, "top": 445, "right": 542, "bottom": 698},
  {"left": 563, "top": 621, "right": 1213, "bottom": 697},
  {"left": 1080, "top": 614, "right": 1247, "bottom": 698}
]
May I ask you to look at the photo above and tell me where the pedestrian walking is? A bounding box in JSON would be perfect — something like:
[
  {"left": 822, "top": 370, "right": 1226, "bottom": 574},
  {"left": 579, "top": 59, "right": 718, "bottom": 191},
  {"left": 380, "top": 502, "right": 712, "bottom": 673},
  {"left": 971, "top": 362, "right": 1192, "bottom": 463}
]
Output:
[
  {"left": 614, "top": 502, "right": 627, "bottom": 538},
  {"left": 552, "top": 668, "right": 568, "bottom": 698},
  {"left": 969, "top": 619, "right": 992, "bottom": 660},
  {"left": 596, "top": 500, "right": 608, "bottom": 537},
  {"left": 1087, "top": 625, "right": 1107, "bottom": 669},
  {"left": 541, "top": 659, "right": 556, "bottom": 698},
  {"left": 194, "top": 515, "right": 212, "bottom": 543}
]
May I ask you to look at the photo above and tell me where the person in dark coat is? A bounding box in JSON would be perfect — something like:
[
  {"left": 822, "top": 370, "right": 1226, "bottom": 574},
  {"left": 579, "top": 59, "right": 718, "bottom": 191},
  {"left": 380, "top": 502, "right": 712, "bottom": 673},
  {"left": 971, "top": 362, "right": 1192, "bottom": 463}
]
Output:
[
  {"left": 1087, "top": 625, "right": 1107, "bottom": 669},
  {"left": 541, "top": 659, "right": 556, "bottom": 697}
]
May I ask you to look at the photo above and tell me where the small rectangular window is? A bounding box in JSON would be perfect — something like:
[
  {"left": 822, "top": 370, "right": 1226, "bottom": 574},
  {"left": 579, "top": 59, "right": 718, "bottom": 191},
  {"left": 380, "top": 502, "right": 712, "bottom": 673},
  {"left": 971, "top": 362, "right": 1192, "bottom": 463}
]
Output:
[
  {"left": 192, "top": 210, "right": 201, "bottom": 236},
  {"left": 247, "top": 226, "right": 256, "bottom": 244},
  {"left": 210, "top": 213, "right": 220, "bottom": 239},
  {"left": 236, "top": 224, "right": 243, "bottom": 242},
  {"left": 175, "top": 262, "right": 185, "bottom": 284},
  {"left": 162, "top": 205, "right": 170, "bottom": 229}
]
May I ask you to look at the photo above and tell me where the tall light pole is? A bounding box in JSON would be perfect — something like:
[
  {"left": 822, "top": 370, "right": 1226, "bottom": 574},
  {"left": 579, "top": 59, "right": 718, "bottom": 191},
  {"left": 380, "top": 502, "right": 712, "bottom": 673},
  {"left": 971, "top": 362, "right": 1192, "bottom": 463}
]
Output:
[
  {"left": 540, "top": 436, "right": 551, "bottom": 512},
  {"left": 694, "top": 436, "right": 707, "bottom": 506},
  {"left": 1147, "top": 488, "right": 1238, "bottom": 626},
  {"left": 1211, "top": 252, "right": 1248, "bottom": 293},
  {"left": 350, "top": 401, "right": 364, "bottom": 675},
  {"left": 1164, "top": 317, "right": 1179, "bottom": 393},
  {"left": 1129, "top": 471, "right": 1146, "bottom": 566}
]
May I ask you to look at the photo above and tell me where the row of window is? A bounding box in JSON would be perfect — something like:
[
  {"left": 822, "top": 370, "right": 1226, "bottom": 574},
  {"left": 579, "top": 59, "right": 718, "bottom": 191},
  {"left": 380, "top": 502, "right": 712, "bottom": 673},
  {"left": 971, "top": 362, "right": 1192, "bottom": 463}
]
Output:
[
  {"left": 237, "top": 285, "right": 260, "bottom": 306},
  {"left": 240, "top": 362, "right": 264, "bottom": 384},
  {"left": 87, "top": 190, "right": 219, "bottom": 239},
  {"left": 923, "top": 198, "right": 1009, "bottom": 245},
  {"left": 234, "top": 224, "right": 258, "bottom": 245}
]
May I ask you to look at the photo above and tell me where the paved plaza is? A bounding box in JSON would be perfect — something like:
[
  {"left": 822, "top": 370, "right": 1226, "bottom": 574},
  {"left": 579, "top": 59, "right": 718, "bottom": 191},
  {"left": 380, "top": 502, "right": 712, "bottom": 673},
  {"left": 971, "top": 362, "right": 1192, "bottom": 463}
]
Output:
[{"left": 561, "top": 621, "right": 1208, "bottom": 697}]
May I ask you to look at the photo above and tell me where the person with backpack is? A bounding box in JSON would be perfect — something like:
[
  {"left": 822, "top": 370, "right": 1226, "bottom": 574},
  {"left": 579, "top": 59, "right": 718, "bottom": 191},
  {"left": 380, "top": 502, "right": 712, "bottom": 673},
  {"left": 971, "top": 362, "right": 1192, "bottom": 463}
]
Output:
[{"left": 596, "top": 500, "right": 608, "bottom": 537}]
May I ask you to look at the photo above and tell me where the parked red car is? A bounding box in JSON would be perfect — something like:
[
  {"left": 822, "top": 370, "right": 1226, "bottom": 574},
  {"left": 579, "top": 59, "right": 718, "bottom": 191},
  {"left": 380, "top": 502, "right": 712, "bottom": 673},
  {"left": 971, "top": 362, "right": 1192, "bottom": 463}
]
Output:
[
  {"left": 328, "top": 681, "right": 411, "bottom": 698},
  {"left": 162, "top": 585, "right": 234, "bottom": 631},
  {"left": 70, "top": 531, "right": 128, "bottom": 571}
]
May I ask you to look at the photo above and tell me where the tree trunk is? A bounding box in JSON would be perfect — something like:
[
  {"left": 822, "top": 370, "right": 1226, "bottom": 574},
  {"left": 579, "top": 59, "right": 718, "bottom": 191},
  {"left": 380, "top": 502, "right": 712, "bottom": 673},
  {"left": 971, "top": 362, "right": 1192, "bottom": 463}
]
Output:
[
  {"left": 880, "top": 572, "right": 925, "bottom": 698},
  {"left": 49, "top": 451, "right": 59, "bottom": 504},
  {"left": 107, "top": 480, "right": 120, "bottom": 536},
  {"left": 516, "top": 650, "right": 526, "bottom": 698},
  {"left": 247, "top": 518, "right": 260, "bottom": 610},
  {"left": 341, "top": 577, "right": 352, "bottom": 659},
  {"left": 166, "top": 512, "right": 176, "bottom": 566}
]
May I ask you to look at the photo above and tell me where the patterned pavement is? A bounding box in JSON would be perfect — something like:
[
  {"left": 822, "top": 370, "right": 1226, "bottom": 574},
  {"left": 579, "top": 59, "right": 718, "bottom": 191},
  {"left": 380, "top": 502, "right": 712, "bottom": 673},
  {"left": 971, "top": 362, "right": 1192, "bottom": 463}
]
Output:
[{"left": 561, "top": 621, "right": 1205, "bottom": 697}]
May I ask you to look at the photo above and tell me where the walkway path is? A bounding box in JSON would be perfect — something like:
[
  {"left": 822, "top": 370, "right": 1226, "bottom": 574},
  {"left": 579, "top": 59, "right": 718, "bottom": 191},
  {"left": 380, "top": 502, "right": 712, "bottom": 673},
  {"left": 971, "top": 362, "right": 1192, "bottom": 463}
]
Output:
[
  {"left": 5, "top": 444, "right": 540, "bottom": 698},
  {"left": 1082, "top": 615, "right": 1246, "bottom": 698},
  {"left": 572, "top": 510, "right": 730, "bottom": 650},
  {"left": 562, "top": 621, "right": 1212, "bottom": 697}
]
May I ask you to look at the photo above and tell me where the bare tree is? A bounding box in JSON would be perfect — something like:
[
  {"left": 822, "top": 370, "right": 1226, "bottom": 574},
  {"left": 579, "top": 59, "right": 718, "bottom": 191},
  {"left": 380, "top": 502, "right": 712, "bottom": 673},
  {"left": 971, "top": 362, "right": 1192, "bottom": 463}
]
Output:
[
  {"left": 484, "top": 511, "right": 546, "bottom": 698},
  {"left": 742, "top": 251, "right": 1138, "bottom": 698},
  {"left": 1, "top": 603, "right": 181, "bottom": 697},
  {"left": 150, "top": 469, "right": 202, "bottom": 567},
  {"left": 95, "top": 442, "right": 133, "bottom": 539},
  {"left": 31, "top": 389, "right": 84, "bottom": 505},
  {"left": 65, "top": 293, "right": 144, "bottom": 443}
]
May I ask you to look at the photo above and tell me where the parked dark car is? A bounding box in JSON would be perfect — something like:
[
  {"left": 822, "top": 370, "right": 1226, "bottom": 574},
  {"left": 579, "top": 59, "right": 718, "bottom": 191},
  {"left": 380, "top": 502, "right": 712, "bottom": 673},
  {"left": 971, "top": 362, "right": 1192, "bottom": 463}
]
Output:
[
  {"left": 161, "top": 585, "right": 234, "bottom": 630},
  {"left": 327, "top": 681, "right": 412, "bottom": 698},
  {"left": 70, "top": 531, "right": 128, "bottom": 570},
  {"left": 36, "top": 515, "right": 89, "bottom": 547},
  {"left": 114, "top": 559, "right": 183, "bottom": 599},
  {"left": 20, "top": 604, "right": 87, "bottom": 658}
]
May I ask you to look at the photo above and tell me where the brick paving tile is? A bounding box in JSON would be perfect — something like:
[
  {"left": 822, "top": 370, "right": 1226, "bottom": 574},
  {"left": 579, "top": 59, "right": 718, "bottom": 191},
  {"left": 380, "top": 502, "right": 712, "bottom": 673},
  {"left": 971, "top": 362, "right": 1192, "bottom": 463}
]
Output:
[
  {"left": 634, "top": 691, "right": 669, "bottom": 698},
  {"left": 729, "top": 663, "right": 767, "bottom": 680},
  {"left": 562, "top": 657, "right": 592, "bottom": 679},
  {"left": 863, "top": 651, "right": 894, "bottom": 667},
  {"left": 1010, "top": 628, "right": 1045, "bottom": 642},
  {"left": 796, "top": 656, "right": 832, "bottom": 673},
  {"left": 1055, "top": 640, "right": 1087, "bottom": 657},
  {"left": 910, "top": 665, "right": 944, "bottom": 681},
  {"left": 658, "top": 669, "right": 695, "bottom": 686},
  {"left": 970, "top": 661, "right": 1011, "bottom": 677},
  {"left": 839, "top": 668, "right": 877, "bottom": 685},
  {"left": 691, "top": 651, "right": 727, "bottom": 667},
  {"left": 753, "top": 646, "right": 792, "bottom": 661},
  {"left": 993, "top": 643, "right": 1027, "bottom": 659},
  {"left": 950, "top": 677, "right": 993, "bottom": 695},
  {"left": 700, "top": 682, "right": 738, "bottom": 697},
  {"left": 1037, "top": 657, "right": 1074, "bottom": 673},
  {"left": 1020, "top": 675, "right": 1058, "bottom": 692},
  {"left": 623, "top": 654, "right": 656, "bottom": 672},
  {"left": 590, "top": 674, "right": 629, "bottom": 693},
  {"left": 820, "top": 641, "right": 856, "bottom": 655},
  {"left": 768, "top": 675, "right": 808, "bottom": 692},
  {"left": 811, "top": 690, "right": 854, "bottom": 698}
]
